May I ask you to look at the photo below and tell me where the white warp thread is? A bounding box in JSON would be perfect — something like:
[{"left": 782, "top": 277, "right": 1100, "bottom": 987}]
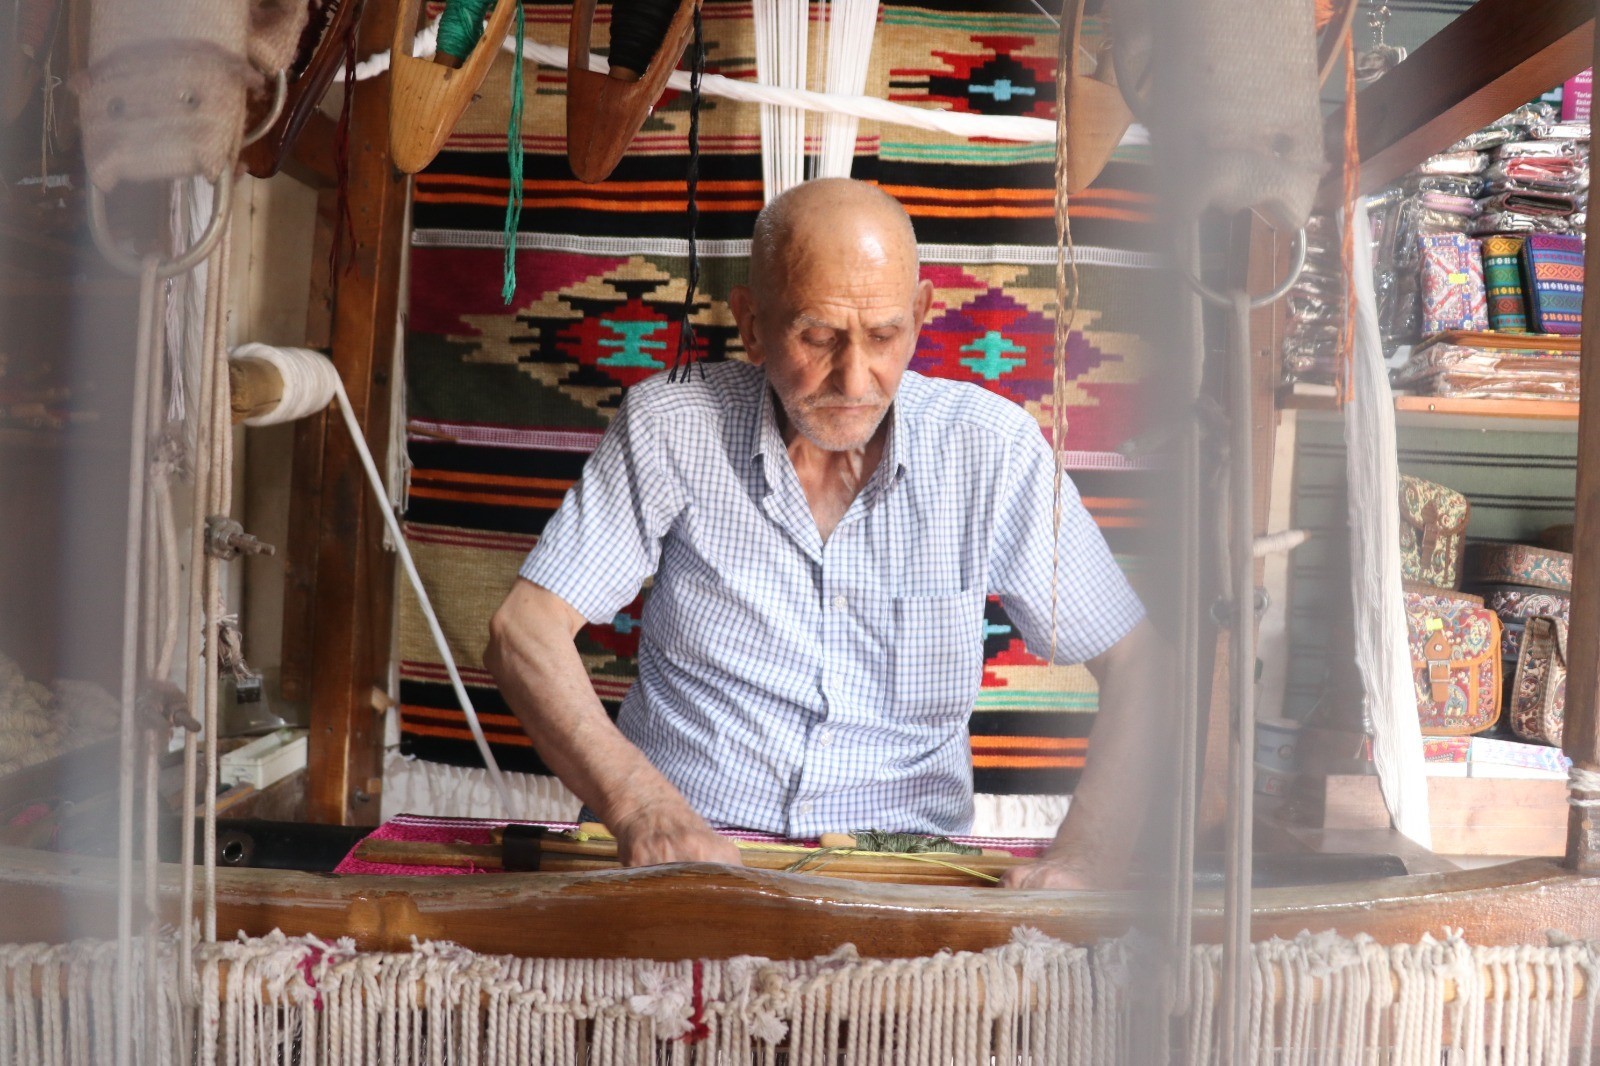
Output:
[
  {"left": 6, "top": 930, "right": 1600, "bottom": 1064},
  {"left": 353, "top": 19, "right": 1149, "bottom": 148},
  {"left": 380, "top": 750, "right": 1073, "bottom": 838},
  {"left": 1344, "top": 200, "right": 1431, "bottom": 849},
  {"left": 226, "top": 345, "right": 515, "bottom": 815},
  {"left": 1572, "top": 766, "right": 1600, "bottom": 805}
]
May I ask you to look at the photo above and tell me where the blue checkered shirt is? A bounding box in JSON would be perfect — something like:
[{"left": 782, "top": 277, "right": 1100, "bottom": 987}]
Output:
[{"left": 519, "top": 361, "right": 1144, "bottom": 835}]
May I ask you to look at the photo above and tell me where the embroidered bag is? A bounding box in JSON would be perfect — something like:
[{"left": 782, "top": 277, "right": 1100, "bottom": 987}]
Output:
[
  {"left": 1405, "top": 589, "right": 1502, "bottom": 736},
  {"left": 1510, "top": 616, "right": 1567, "bottom": 745},
  {"left": 1420, "top": 233, "right": 1489, "bottom": 333},
  {"left": 1476, "top": 583, "right": 1571, "bottom": 662},
  {"left": 1522, "top": 233, "right": 1585, "bottom": 334},
  {"left": 1481, "top": 235, "right": 1529, "bottom": 332},
  {"left": 1463, "top": 540, "right": 1573, "bottom": 592},
  {"left": 1398, "top": 475, "right": 1470, "bottom": 589}
]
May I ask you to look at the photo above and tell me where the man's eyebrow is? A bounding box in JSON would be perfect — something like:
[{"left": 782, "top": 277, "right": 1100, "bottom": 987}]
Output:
[
  {"left": 866, "top": 314, "right": 906, "bottom": 331},
  {"left": 794, "top": 313, "right": 840, "bottom": 331}
]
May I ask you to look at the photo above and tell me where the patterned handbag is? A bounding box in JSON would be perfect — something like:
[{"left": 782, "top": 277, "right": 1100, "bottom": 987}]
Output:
[
  {"left": 1398, "top": 475, "right": 1471, "bottom": 589},
  {"left": 1406, "top": 589, "right": 1503, "bottom": 736},
  {"left": 1420, "top": 233, "right": 1489, "bottom": 333},
  {"left": 1510, "top": 616, "right": 1568, "bottom": 745},
  {"left": 1481, "top": 235, "right": 1529, "bottom": 332},
  {"left": 1476, "top": 583, "right": 1571, "bottom": 662},
  {"left": 1522, "top": 233, "right": 1585, "bottom": 335},
  {"left": 1463, "top": 540, "right": 1573, "bottom": 592}
]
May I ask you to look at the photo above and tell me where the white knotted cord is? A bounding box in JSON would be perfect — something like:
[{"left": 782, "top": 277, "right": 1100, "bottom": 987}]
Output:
[
  {"left": 229, "top": 343, "right": 516, "bottom": 815},
  {"left": 5, "top": 929, "right": 1600, "bottom": 1062},
  {"left": 349, "top": 19, "right": 1148, "bottom": 148}
]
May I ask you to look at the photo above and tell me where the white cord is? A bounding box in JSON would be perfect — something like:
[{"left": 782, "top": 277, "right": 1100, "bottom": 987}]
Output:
[
  {"left": 351, "top": 18, "right": 1148, "bottom": 148},
  {"left": 228, "top": 345, "right": 516, "bottom": 815}
]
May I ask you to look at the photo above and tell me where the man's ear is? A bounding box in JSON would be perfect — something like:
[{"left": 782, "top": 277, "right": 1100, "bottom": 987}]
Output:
[
  {"left": 730, "top": 285, "right": 764, "bottom": 365},
  {"left": 911, "top": 277, "right": 935, "bottom": 332}
]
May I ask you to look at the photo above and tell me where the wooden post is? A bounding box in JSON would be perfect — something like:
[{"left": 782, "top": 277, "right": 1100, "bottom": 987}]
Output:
[
  {"left": 1561, "top": 3, "right": 1600, "bottom": 873},
  {"left": 293, "top": 0, "right": 408, "bottom": 825}
]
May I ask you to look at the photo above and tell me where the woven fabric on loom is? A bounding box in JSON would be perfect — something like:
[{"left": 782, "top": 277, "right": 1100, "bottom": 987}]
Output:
[
  {"left": 399, "top": 0, "right": 1156, "bottom": 799},
  {"left": 333, "top": 814, "right": 1051, "bottom": 875}
]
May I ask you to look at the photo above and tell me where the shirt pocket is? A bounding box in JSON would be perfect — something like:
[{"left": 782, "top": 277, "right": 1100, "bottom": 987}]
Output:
[{"left": 890, "top": 590, "right": 986, "bottom": 722}]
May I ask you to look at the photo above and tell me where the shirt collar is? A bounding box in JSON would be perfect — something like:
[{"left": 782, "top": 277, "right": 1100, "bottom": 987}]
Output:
[{"left": 749, "top": 372, "right": 912, "bottom": 493}]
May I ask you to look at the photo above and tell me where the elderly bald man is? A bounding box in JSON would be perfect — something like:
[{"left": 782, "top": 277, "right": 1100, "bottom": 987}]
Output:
[{"left": 486, "top": 178, "right": 1164, "bottom": 889}]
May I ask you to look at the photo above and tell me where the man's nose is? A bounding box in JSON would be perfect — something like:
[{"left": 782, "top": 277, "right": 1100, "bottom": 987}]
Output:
[{"left": 835, "top": 343, "right": 874, "bottom": 400}]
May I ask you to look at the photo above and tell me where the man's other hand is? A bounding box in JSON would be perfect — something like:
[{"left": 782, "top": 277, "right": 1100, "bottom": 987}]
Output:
[
  {"left": 999, "top": 856, "right": 1100, "bottom": 890},
  {"left": 610, "top": 803, "right": 744, "bottom": 868}
]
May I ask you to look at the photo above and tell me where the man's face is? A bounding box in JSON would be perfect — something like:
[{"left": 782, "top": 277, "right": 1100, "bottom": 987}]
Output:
[{"left": 737, "top": 231, "right": 934, "bottom": 453}]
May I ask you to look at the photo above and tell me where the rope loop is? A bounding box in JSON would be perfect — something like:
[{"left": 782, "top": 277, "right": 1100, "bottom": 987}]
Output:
[
  {"left": 89, "top": 176, "right": 233, "bottom": 279},
  {"left": 1183, "top": 225, "right": 1307, "bottom": 309}
]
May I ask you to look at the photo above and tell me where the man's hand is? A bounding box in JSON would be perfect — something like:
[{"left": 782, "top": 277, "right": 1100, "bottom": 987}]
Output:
[
  {"left": 999, "top": 855, "right": 1101, "bottom": 891},
  {"left": 611, "top": 801, "right": 744, "bottom": 868}
]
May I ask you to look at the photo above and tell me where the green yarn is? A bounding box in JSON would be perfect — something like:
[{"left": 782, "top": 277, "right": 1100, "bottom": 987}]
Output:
[
  {"left": 435, "top": 0, "right": 493, "bottom": 60},
  {"left": 434, "top": 0, "right": 522, "bottom": 303},
  {"left": 501, "top": 2, "right": 524, "bottom": 304},
  {"left": 848, "top": 830, "right": 984, "bottom": 856}
]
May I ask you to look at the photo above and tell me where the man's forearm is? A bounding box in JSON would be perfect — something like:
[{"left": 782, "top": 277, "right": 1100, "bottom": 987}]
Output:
[
  {"left": 1045, "top": 620, "right": 1171, "bottom": 884},
  {"left": 484, "top": 582, "right": 684, "bottom": 828}
]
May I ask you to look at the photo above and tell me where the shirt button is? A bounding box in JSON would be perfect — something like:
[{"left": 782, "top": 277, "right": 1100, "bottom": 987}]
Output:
[
  {"left": 817, "top": 729, "right": 834, "bottom": 747},
  {"left": 798, "top": 800, "right": 814, "bottom": 815},
  {"left": 832, "top": 594, "right": 848, "bottom": 610}
]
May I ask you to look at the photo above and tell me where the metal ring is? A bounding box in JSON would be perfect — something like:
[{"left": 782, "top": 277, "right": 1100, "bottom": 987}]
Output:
[
  {"left": 89, "top": 174, "right": 233, "bottom": 278},
  {"left": 241, "top": 68, "right": 290, "bottom": 148},
  {"left": 1184, "top": 226, "right": 1307, "bottom": 310}
]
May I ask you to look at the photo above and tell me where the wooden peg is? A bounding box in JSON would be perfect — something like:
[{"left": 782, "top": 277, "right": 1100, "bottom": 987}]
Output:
[
  {"left": 1059, "top": 12, "right": 1133, "bottom": 195},
  {"left": 389, "top": 0, "right": 521, "bottom": 175},
  {"left": 565, "top": 0, "right": 700, "bottom": 184}
]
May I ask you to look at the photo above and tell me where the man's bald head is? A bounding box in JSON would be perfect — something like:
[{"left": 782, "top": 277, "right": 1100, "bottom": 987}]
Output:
[{"left": 748, "top": 178, "right": 919, "bottom": 296}]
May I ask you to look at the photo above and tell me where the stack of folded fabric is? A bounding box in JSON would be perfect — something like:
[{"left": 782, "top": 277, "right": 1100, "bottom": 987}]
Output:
[
  {"left": 1470, "top": 112, "right": 1589, "bottom": 237},
  {"left": 1394, "top": 341, "right": 1579, "bottom": 400}
]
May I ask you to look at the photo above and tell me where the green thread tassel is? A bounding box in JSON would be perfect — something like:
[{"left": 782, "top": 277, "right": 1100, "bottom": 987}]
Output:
[{"left": 502, "top": 3, "right": 524, "bottom": 304}]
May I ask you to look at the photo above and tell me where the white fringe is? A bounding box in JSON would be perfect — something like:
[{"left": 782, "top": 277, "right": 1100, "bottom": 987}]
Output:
[
  {"left": 5, "top": 930, "right": 1599, "bottom": 1063},
  {"left": 381, "top": 751, "right": 1069, "bottom": 838}
]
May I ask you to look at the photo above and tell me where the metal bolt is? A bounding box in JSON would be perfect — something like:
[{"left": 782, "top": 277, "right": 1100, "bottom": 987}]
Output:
[{"left": 206, "top": 516, "right": 276, "bottom": 561}]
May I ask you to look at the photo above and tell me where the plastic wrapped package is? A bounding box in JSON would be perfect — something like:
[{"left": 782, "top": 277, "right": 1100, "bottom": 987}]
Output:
[
  {"left": 1496, "top": 139, "right": 1587, "bottom": 160},
  {"left": 1416, "top": 151, "right": 1490, "bottom": 176},
  {"left": 1477, "top": 190, "right": 1582, "bottom": 216},
  {"left": 1395, "top": 344, "right": 1580, "bottom": 400},
  {"left": 1484, "top": 155, "right": 1588, "bottom": 190},
  {"left": 1527, "top": 121, "right": 1591, "bottom": 141}
]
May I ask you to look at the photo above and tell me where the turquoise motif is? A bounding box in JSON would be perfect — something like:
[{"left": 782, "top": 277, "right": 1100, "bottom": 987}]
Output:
[
  {"left": 959, "top": 331, "right": 1027, "bottom": 380},
  {"left": 598, "top": 319, "right": 668, "bottom": 368}
]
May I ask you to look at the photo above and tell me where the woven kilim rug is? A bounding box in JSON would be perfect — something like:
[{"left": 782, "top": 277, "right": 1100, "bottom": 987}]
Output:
[{"left": 399, "top": 0, "right": 1156, "bottom": 800}]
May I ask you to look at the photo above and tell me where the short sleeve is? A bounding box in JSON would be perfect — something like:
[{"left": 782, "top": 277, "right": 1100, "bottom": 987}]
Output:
[
  {"left": 519, "top": 390, "right": 685, "bottom": 624},
  {"left": 987, "top": 423, "right": 1145, "bottom": 663}
]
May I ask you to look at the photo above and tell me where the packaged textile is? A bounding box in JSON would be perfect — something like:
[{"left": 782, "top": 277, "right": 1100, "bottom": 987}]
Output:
[
  {"left": 1398, "top": 475, "right": 1470, "bottom": 589},
  {"left": 1419, "top": 233, "right": 1488, "bottom": 333},
  {"left": 1478, "top": 190, "right": 1582, "bottom": 217},
  {"left": 1527, "top": 121, "right": 1591, "bottom": 141},
  {"left": 1469, "top": 212, "right": 1575, "bottom": 236},
  {"left": 1417, "top": 151, "right": 1490, "bottom": 176},
  {"left": 1480, "top": 235, "right": 1528, "bottom": 331},
  {"left": 1485, "top": 155, "right": 1588, "bottom": 189},
  {"left": 1395, "top": 345, "right": 1580, "bottom": 401},
  {"left": 1464, "top": 540, "right": 1573, "bottom": 592},
  {"left": 1522, "top": 233, "right": 1585, "bottom": 334},
  {"left": 1423, "top": 734, "right": 1572, "bottom": 776},
  {"left": 1496, "top": 139, "right": 1586, "bottom": 159},
  {"left": 1405, "top": 588, "right": 1503, "bottom": 736},
  {"left": 1510, "top": 616, "right": 1568, "bottom": 745}
]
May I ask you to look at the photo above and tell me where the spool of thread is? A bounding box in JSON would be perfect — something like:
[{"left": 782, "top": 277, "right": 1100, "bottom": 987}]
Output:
[
  {"left": 229, "top": 343, "right": 340, "bottom": 425},
  {"left": 606, "top": 0, "right": 680, "bottom": 81}
]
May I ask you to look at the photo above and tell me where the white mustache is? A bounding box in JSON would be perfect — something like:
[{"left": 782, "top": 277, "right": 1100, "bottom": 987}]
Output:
[{"left": 802, "top": 393, "right": 887, "bottom": 409}]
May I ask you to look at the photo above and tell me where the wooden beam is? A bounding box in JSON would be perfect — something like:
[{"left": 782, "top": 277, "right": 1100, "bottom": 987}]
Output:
[
  {"left": 5, "top": 847, "right": 1600, "bottom": 959},
  {"left": 1328, "top": 0, "right": 1591, "bottom": 199},
  {"left": 281, "top": 111, "right": 339, "bottom": 191},
  {"left": 1561, "top": 4, "right": 1600, "bottom": 876},
  {"left": 298, "top": 0, "right": 407, "bottom": 825}
]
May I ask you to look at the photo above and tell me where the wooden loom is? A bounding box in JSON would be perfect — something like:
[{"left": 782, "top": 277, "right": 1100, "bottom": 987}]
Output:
[{"left": 9, "top": 0, "right": 1600, "bottom": 1010}]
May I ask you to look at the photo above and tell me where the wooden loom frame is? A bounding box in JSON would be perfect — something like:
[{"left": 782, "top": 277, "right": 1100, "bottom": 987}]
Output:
[{"left": 11, "top": 0, "right": 1600, "bottom": 961}]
